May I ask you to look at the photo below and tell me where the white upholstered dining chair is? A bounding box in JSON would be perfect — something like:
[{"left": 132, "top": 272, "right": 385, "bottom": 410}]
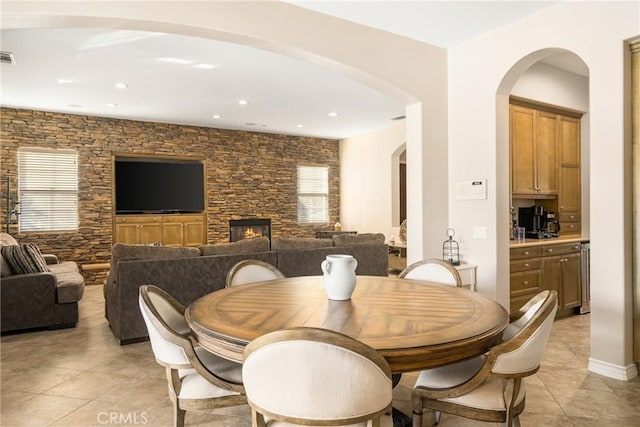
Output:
[
  {"left": 226, "top": 259, "right": 285, "bottom": 287},
  {"left": 138, "top": 285, "right": 246, "bottom": 427},
  {"left": 411, "top": 290, "right": 557, "bottom": 427},
  {"left": 242, "top": 327, "right": 394, "bottom": 427},
  {"left": 398, "top": 258, "right": 462, "bottom": 287}
]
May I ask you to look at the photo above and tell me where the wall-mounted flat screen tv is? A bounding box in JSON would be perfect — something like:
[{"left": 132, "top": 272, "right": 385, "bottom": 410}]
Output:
[{"left": 114, "top": 157, "right": 205, "bottom": 214}]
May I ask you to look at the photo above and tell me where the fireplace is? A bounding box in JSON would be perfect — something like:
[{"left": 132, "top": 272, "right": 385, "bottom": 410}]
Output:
[{"left": 229, "top": 218, "right": 271, "bottom": 243}]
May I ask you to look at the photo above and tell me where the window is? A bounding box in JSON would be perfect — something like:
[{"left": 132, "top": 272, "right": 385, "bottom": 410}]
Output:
[
  {"left": 297, "top": 165, "right": 329, "bottom": 224},
  {"left": 18, "top": 148, "right": 79, "bottom": 232}
]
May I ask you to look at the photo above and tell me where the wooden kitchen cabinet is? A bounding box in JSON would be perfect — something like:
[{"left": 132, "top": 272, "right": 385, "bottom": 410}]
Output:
[
  {"left": 114, "top": 215, "right": 163, "bottom": 245},
  {"left": 511, "top": 242, "right": 582, "bottom": 315},
  {"left": 510, "top": 105, "right": 558, "bottom": 196},
  {"left": 509, "top": 246, "right": 542, "bottom": 313},
  {"left": 113, "top": 214, "right": 206, "bottom": 246},
  {"left": 162, "top": 214, "right": 206, "bottom": 247},
  {"left": 541, "top": 242, "right": 582, "bottom": 311},
  {"left": 558, "top": 115, "right": 581, "bottom": 234}
]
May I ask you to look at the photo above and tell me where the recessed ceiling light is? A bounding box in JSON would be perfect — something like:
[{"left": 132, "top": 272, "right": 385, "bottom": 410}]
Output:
[
  {"left": 57, "top": 79, "right": 73, "bottom": 84},
  {"left": 296, "top": 124, "right": 304, "bottom": 128},
  {"left": 106, "top": 103, "right": 118, "bottom": 107},
  {"left": 238, "top": 99, "right": 249, "bottom": 105},
  {"left": 328, "top": 112, "right": 338, "bottom": 117},
  {"left": 157, "top": 57, "right": 193, "bottom": 65},
  {"left": 194, "top": 64, "right": 215, "bottom": 69},
  {"left": 66, "top": 104, "right": 82, "bottom": 108},
  {"left": 245, "top": 122, "right": 256, "bottom": 126},
  {"left": 212, "top": 114, "right": 221, "bottom": 119},
  {"left": 115, "top": 83, "right": 129, "bottom": 89}
]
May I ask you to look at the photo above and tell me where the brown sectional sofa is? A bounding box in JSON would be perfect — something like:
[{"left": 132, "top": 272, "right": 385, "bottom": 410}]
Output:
[{"left": 104, "top": 234, "right": 388, "bottom": 344}]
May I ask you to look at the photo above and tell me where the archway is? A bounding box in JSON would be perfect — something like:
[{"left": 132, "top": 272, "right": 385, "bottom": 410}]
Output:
[{"left": 496, "top": 46, "right": 591, "bottom": 358}]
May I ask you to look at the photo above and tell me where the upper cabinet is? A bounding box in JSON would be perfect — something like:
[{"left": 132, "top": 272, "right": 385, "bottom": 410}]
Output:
[
  {"left": 510, "top": 99, "right": 583, "bottom": 236},
  {"left": 510, "top": 105, "right": 558, "bottom": 196}
]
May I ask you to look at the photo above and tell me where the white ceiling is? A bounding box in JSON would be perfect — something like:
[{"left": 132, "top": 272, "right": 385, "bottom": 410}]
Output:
[{"left": 0, "top": 1, "right": 583, "bottom": 140}]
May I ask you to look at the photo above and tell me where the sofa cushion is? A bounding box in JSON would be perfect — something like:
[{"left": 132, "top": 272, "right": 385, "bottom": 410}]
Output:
[
  {"left": 332, "top": 233, "right": 385, "bottom": 246},
  {"left": 54, "top": 263, "right": 86, "bottom": 304},
  {"left": 271, "top": 238, "right": 333, "bottom": 250},
  {"left": 199, "top": 237, "right": 270, "bottom": 256},
  {"left": 0, "top": 233, "right": 19, "bottom": 277},
  {"left": 107, "top": 243, "right": 200, "bottom": 290},
  {"left": 111, "top": 243, "right": 201, "bottom": 263},
  {"left": 0, "top": 243, "right": 49, "bottom": 275}
]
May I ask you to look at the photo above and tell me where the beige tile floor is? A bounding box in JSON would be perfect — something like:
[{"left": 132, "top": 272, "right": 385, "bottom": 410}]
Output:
[{"left": 1, "top": 285, "right": 639, "bottom": 426}]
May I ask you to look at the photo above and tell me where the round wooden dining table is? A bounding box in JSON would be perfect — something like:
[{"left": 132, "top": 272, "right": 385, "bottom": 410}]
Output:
[{"left": 186, "top": 275, "right": 509, "bottom": 373}]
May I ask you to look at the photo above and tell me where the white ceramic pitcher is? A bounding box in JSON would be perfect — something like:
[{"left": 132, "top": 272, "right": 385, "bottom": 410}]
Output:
[{"left": 321, "top": 254, "right": 358, "bottom": 300}]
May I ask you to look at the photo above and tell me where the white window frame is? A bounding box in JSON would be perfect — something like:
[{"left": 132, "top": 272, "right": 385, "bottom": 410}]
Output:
[
  {"left": 18, "top": 148, "right": 79, "bottom": 232},
  {"left": 297, "top": 165, "right": 329, "bottom": 224}
]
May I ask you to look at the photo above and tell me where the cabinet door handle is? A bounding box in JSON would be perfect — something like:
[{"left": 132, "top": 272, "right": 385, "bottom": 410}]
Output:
[
  {"left": 569, "top": 215, "right": 575, "bottom": 219},
  {"left": 524, "top": 263, "right": 530, "bottom": 267},
  {"left": 547, "top": 248, "right": 553, "bottom": 252},
  {"left": 523, "top": 281, "right": 529, "bottom": 285},
  {"left": 524, "top": 251, "right": 529, "bottom": 255}
]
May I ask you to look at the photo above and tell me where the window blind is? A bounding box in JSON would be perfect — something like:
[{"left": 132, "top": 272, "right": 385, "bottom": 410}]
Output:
[
  {"left": 18, "top": 149, "right": 79, "bottom": 232},
  {"left": 297, "top": 165, "right": 328, "bottom": 224}
]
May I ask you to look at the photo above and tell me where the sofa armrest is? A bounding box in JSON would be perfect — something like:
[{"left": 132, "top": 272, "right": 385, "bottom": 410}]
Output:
[
  {"left": 43, "top": 254, "right": 60, "bottom": 265},
  {"left": 0, "top": 272, "right": 57, "bottom": 332}
]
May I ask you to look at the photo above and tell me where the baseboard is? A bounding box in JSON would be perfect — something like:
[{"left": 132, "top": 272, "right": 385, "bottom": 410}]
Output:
[{"left": 588, "top": 357, "right": 639, "bottom": 381}]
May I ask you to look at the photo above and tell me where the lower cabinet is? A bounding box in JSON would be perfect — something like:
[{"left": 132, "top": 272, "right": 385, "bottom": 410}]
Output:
[
  {"left": 162, "top": 215, "right": 206, "bottom": 247},
  {"left": 510, "top": 242, "right": 582, "bottom": 315},
  {"left": 114, "top": 214, "right": 206, "bottom": 246},
  {"left": 114, "top": 216, "right": 162, "bottom": 245}
]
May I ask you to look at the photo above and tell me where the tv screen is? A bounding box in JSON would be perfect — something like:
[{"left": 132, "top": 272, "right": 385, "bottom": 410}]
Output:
[{"left": 114, "top": 157, "right": 205, "bottom": 214}]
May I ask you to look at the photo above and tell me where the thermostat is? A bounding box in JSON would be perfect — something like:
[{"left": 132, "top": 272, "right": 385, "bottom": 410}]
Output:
[{"left": 455, "top": 179, "right": 487, "bottom": 200}]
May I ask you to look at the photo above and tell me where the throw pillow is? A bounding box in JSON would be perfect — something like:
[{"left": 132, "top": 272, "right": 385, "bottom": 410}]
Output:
[
  {"left": 0, "top": 243, "right": 49, "bottom": 275},
  {"left": 0, "top": 232, "right": 19, "bottom": 246}
]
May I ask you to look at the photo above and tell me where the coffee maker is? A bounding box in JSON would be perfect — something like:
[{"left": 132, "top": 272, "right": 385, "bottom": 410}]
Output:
[{"left": 518, "top": 206, "right": 559, "bottom": 239}]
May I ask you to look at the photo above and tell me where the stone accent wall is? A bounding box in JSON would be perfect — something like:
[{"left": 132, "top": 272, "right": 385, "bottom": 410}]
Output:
[{"left": 0, "top": 108, "right": 340, "bottom": 285}]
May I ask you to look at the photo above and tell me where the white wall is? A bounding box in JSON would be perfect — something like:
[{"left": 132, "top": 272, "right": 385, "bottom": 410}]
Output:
[
  {"left": 449, "top": 1, "right": 639, "bottom": 379},
  {"left": 340, "top": 123, "right": 405, "bottom": 239},
  {"left": 511, "top": 61, "right": 589, "bottom": 111}
]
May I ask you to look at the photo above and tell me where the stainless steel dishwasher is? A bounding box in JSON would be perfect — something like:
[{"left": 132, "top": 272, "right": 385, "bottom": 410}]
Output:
[{"left": 580, "top": 242, "right": 590, "bottom": 314}]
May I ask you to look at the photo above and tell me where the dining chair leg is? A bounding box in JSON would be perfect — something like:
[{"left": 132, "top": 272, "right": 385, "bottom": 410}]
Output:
[
  {"left": 173, "top": 403, "right": 186, "bottom": 427},
  {"left": 413, "top": 408, "right": 438, "bottom": 427}
]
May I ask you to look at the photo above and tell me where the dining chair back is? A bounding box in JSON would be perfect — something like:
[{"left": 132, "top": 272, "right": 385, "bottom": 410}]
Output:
[
  {"left": 398, "top": 258, "right": 462, "bottom": 287},
  {"left": 242, "top": 327, "right": 393, "bottom": 427},
  {"left": 411, "top": 290, "right": 557, "bottom": 427},
  {"left": 226, "top": 259, "right": 285, "bottom": 287},
  {"left": 139, "top": 285, "right": 245, "bottom": 427}
]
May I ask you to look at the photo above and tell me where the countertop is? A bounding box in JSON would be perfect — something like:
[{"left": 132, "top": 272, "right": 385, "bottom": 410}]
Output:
[{"left": 509, "top": 235, "right": 589, "bottom": 248}]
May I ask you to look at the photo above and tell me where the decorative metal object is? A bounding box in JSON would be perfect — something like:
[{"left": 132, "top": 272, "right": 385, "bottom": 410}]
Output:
[{"left": 442, "top": 228, "right": 460, "bottom": 266}]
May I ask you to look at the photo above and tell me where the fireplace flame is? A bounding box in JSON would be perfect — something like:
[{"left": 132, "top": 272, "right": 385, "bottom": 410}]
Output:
[{"left": 243, "top": 227, "right": 263, "bottom": 239}]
